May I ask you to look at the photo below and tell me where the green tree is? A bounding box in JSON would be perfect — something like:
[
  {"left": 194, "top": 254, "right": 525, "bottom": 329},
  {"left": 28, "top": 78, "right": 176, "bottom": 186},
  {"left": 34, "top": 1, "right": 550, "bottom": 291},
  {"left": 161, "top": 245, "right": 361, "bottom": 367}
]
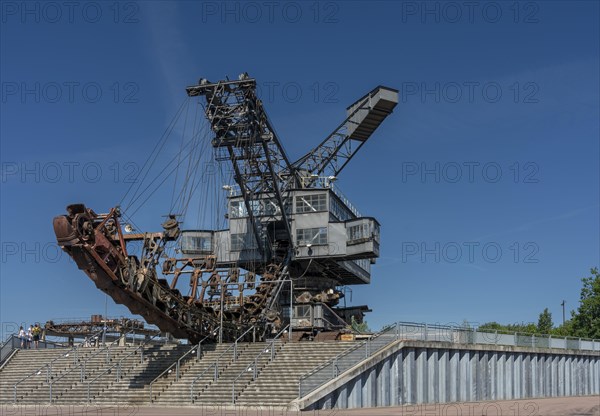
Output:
[
  {"left": 537, "top": 308, "right": 553, "bottom": 334},
  {"left": 478, "top": 322, "right": 504, "bottom": 332},
  {"left": 570, "top": 267, "right": 600, "bottom": 338},
  {"left": 551, "top": 319, "right": 574, "bottom": 337},
  {"left": 350, "top": 316, "right": 370, "bottom": 333}
]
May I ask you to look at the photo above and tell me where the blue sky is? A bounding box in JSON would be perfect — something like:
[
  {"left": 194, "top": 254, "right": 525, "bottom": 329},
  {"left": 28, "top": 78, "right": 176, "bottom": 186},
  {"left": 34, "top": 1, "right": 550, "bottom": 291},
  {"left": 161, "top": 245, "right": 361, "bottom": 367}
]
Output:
[{"left": 1, "top": 1, "right": 598, "bottom": 339}]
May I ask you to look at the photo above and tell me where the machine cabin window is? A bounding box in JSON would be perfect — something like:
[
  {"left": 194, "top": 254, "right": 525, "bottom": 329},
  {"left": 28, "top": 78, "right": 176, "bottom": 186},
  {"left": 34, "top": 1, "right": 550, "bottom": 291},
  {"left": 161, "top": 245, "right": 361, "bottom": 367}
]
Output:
[
  {"left": 297, "top": 227, "right": 328, "bottom": 246},
  {"left": 296, "top": 194, "right": 327, "bottom": 214}
]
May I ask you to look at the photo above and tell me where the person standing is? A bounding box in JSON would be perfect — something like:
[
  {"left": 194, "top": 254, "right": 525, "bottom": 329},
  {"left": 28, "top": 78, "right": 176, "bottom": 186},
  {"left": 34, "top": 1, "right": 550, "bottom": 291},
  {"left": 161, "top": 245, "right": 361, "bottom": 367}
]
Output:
[
  {"left": 32, "top": 324, "right": 41, "bottom": 348},
  {"left": 26, "top": 326, "right": 33, "bottom": 349},
  {"left": 18, "top": 326, "right": 25, "bottom": 348}
]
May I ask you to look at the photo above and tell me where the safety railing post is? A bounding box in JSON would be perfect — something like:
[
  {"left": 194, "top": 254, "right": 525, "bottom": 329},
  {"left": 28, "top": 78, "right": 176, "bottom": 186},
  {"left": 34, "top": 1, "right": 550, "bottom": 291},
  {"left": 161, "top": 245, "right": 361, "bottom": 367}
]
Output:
[
  {"left": 176, "top": 361, "right": 180, "bottom": 381},
  {"left": 332, "top": 358, "right": 336, "bottom": 378},
  {"left": 229, "top": 324, "right": 288, "bottom": 406}
]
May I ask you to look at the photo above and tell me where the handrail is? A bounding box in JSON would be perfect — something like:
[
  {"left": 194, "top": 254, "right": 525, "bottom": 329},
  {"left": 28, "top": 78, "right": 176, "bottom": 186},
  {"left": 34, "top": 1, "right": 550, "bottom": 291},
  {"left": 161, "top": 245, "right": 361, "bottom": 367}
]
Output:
[
  {"left": 301, "top": 323, "right": 392, "bottom": 380},
  {"left": 320, "top": 303, "right": 348, "bottom": 329},
  {"left": 298, "top": 323, "right": 399, "bottom": 397},
  {"left": 190, "top": 325, "right": 255, "bottom": 402},
  {"left": 87, "top": 332, "right": 161, "bottom": 402},
  {"left": 0, "top": 349, "right": 19, "bottom": 371},
  {"left": 1, "top": 335, "right": 19, "bottom": 363},
  {"left": 148, "top": 328, "right": 219, "bottom": 402},
  {"left": 46, "top": 329, "right": 136, "bottom": 403},
  {"left": 232, "top": 324, "right": 289, "bottom": 404},
  {"left": 385, "top": 321, "right": 600, "bottom": 350},
  {"left": 2, "top": 333, "right": 68, "bottom": 364},
  {"left": 12, "top": 328, "right": 105, "bottom": 403}
]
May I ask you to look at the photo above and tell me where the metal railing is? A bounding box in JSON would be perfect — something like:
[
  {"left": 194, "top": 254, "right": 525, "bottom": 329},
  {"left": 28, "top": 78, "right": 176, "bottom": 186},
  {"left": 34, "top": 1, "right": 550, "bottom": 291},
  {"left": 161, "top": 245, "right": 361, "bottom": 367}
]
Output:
[
  {"left": 330, "top": 183, "right": 362, "bottom": 218},
  {"left": 12, "top": 329, "right": 105, "bottom": 403},
  {"left": 391, "top": 321, "right": 600, "bottom": 351},
  {"left": 320, "top": 303, "right": 349, "bottom": 330},
  {"left": 190, "top": 325, "right": 255, "bottom": 402},
  {"left": 1, "top": 334, "right": 66, "bottom": 363},
  {"left": 86, "top": 332, "right": 161, "bottom": 402},
  {"left": 299, "top": 322, "right": 399, "bottom": 397},
  {"left": 231, "top": 324, "right": 289, "bottom": 404},
  {"left": 0, "top": 349, "right": 18, "bottom": 370},
  {"left": 149, "top": 328, "right": 219, "bottom": 402},
  {"left": 46, "top": 330, "right": 136, "bottom": 403},
  {"left": 298, "top": 321, "right": 600, "bottom": 398}
]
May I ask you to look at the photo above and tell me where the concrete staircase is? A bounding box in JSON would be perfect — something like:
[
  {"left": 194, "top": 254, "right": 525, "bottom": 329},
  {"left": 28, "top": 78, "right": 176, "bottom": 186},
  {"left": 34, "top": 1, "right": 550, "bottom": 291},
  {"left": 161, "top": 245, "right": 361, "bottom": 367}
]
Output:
[
  {"left": 89, "top": 343, "right": 190, "bottom": 404},
  {"left": 0, "top": 343, "right": 188, "bottom": 404},
  {"left": 0, "top": 347, "right": 77, "bottom": 403},
  {"left": 151, "top": 342, "right": 249, "bottom": 405},
  {"left": 46, "top": 345, "right": 138, "bottom": 404},
  {"left": 1, "top": 340, "right": 360, "bottom": 407},
  {"left": 193, "top": 341, "right": 284, "bottom": 405},
  {"left": 235, "top": 341, "right": 356, "bottom": 407},
  {"left": 0, "top": 345, "right": 120, "bottom": 404}
]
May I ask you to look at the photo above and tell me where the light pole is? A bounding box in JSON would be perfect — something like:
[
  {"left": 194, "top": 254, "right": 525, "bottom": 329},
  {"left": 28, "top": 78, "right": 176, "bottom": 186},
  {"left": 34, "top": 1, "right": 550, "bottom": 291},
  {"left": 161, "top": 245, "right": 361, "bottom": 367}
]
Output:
[{"left": 561, "top": 300, "right": 566, "bottom": 325}]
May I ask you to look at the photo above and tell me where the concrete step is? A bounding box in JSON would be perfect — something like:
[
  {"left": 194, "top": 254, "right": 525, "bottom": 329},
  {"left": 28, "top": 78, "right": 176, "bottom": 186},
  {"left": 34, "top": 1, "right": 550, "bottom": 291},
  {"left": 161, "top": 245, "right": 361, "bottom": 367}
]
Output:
[{"left": 2, "top": 340, "right": 362, "bottom": 407}]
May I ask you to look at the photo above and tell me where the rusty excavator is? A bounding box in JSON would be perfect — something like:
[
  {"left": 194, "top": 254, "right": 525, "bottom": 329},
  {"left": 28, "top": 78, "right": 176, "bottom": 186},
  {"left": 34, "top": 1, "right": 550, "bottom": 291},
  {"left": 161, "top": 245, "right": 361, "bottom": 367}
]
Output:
[{"left": 53, "top": 74, "right": 398, "bottom": 343}]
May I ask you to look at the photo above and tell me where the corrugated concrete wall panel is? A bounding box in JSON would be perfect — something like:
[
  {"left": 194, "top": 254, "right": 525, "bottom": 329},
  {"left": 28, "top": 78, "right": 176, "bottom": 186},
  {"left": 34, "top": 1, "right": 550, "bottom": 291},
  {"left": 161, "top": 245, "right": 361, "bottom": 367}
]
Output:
[{"left": 299, "top": 341, "right": 600, "bottom": 410}]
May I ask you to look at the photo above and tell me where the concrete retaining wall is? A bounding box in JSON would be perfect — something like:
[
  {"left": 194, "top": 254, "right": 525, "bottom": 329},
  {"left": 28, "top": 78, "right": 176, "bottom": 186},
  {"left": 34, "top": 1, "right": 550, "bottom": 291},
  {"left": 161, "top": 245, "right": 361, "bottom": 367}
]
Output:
[{"left": 294, "top": 340, "right": 600, "bottom": 410}]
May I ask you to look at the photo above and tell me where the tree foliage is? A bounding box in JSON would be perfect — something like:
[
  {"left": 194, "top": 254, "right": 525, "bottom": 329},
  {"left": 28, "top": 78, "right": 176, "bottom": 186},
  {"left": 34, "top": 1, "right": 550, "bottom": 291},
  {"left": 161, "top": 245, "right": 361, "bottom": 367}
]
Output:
[
  {"left": 570, "top": 267, "right": 600, "bottom": 338},
  {"left": 479, "top": 267, "right": 598, "bottom": 339},
  {"left": 350, "top": 316, "right": 371, "bottom": 334},
  {"left": 537, "top": 308, "right": 553, "bottom": 334}
]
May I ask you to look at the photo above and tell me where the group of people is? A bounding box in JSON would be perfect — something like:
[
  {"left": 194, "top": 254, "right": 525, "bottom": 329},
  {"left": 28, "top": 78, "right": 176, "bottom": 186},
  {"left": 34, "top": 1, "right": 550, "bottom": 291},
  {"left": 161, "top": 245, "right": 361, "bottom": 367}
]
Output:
[{"left": 17, "top": 324, "right": 42, "bottom": 349}]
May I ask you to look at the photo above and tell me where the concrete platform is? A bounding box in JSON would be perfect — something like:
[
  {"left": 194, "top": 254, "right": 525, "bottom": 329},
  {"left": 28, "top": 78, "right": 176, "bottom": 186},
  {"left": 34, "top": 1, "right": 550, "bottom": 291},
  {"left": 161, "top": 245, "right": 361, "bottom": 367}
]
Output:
[{"left": 1, "top": 396, "right": 598, "bottom": 416}]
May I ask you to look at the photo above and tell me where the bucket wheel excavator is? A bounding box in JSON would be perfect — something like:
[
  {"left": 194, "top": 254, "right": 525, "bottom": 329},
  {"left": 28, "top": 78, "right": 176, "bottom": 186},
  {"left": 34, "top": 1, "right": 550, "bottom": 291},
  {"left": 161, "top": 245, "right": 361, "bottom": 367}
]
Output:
[{"left": 53, "top": 74, "right": 398, "bottom": 342}]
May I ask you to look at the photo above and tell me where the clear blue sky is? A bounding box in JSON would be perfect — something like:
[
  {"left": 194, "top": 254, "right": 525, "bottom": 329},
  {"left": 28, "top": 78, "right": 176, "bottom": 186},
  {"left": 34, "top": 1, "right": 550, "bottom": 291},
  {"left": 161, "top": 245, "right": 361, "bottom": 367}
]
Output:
[{"left": 1, "top": 1, "right": 598, "bottom": 339}]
